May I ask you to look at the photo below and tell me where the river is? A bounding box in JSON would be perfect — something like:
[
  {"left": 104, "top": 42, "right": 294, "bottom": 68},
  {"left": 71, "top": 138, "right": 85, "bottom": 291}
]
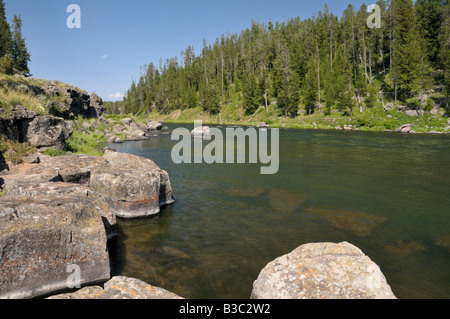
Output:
[{"left": 108, "top": 124, "right": 450, "bottom": 299}]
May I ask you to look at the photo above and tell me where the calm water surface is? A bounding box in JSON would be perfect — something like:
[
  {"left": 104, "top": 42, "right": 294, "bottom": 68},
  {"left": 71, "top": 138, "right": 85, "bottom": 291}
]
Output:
[{"left": 109, "top": 124, "right": 450, "bottom": 299}]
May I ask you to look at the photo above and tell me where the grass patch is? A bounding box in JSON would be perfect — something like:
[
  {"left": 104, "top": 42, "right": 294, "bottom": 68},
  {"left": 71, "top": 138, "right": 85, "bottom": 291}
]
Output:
[
  {"left": 0, "top": 137, "right": 36, "bottom": 164},
  {"left": 0, "top": 86, "right": 47, "bottom": 117},
  {"left": 66, "top": 130, "right": 106, "bottom": 156}
]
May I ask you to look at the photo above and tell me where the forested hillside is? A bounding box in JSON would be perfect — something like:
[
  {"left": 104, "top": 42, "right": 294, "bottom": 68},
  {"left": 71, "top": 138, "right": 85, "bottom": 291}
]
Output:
[{"left": 107, "top": 0, "right": 449, "bottom": 128}]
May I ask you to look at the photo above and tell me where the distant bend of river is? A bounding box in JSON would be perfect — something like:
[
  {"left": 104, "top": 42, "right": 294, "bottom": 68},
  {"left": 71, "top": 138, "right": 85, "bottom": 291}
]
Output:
[{"left": 109, "top": 124, "right": 450, "bottom": 299}]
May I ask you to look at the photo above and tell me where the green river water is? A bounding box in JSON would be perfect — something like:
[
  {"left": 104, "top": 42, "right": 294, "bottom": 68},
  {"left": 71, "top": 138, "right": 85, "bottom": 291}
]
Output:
[{"left": 109, "top": 124, "right": 450, "bottom": 299}]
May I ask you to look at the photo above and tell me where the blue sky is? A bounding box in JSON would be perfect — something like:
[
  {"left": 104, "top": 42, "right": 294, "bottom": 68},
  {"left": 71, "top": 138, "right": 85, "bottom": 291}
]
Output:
[{"left": 4, "top": 0, "right": 369, "bottom": 101}]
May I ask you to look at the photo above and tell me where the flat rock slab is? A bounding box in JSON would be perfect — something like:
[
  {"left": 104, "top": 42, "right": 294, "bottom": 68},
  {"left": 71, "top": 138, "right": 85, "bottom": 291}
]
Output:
[
  {"left": 3, "top": 153, "right": 107, "bottom": 186},
  {"left": 47, "top": 276, "right": 183, "bottom": 299},
  {"left": 251, "top": 242, "right": 396, "bottom": 299},
  {"left": 0, "top": 195, "right": 111, "bottom": 299}
]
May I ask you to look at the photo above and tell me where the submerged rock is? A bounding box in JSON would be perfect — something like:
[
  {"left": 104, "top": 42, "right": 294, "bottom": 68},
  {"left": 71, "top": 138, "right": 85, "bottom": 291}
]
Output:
[
  {"left": 251, "top": 242, "right": 396, "bottom": 299},
  {"left": 47, "top": 276, "right": 183, "bottom": 299},
  {"left": 90, "top": 149, "right": 174, "bottom": 218},
  {"left": 384, "top": 240, "right": 425, "bottom": 257},
  {"left": 305, "top": 207, "right": 386, "bottom": 237},
  {"left": 268, "top": 189, "right": 307, "bottom": 214}
]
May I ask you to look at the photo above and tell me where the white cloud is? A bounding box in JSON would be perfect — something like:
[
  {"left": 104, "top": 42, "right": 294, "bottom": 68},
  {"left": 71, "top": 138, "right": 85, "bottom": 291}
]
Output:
[
  {"left": 108, "top": 92, "right": 124, "bottom": 101},
  {"left": 101, "top": 54, "right": 108, "bottom": 59}
]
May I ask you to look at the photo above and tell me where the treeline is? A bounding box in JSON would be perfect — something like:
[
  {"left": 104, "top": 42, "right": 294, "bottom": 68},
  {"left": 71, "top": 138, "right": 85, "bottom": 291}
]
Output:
[
  {"left": 109, "top": 0, "right": 449, "bottom": 117},
  {"left": 0, "top": 0, "right": 31, "bottom": 76}
]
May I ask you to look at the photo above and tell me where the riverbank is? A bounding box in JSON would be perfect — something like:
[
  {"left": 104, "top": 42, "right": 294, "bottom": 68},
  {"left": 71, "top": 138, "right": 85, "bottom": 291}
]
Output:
[{"left": 110, "top": 101, "right": 450, "bottom": 134}]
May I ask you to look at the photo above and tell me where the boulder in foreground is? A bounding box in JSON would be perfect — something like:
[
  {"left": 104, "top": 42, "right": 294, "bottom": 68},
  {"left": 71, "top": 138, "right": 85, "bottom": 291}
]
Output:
[
  {"left": 0, "top": 195, "right": 111, "bottom": 299},
  {"left": 251, "top": 242, "right": 396, "bottom": 299},
  {"left": 47, "top": 276, "right": 183, "bottom": 299}
]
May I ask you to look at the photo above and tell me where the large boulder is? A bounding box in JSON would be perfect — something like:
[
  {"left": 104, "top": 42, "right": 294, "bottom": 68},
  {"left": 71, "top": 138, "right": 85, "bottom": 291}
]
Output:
[
  {"left": 22, "top": 116, "right": 73, "bottom": 150},
  {"left": 89, "top": 150, "right": 174, "bottom": 219},
  {"left": 0, "top": 154, "right": 116, "bottom": 240},
  {"left": 0, "top": 195, "right": 111, "bottom": 299},
  {"left": 47, "top": 276, "right": 183, "bottom": 299},
  {"left": 251, "top": 242, "right": 396, "bottom": 299}
]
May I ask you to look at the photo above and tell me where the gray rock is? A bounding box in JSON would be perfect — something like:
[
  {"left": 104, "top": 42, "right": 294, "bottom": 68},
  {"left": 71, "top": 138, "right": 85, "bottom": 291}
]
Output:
[
  {"left": 12, "top": 105, "right": 36, "bottom": 120},
  {"left": 147, "top": 121, "right": 163, "bottom": 131},
  {"left": 61, "top": 89, "right": 104, "bottom": 119},
  {"left": 255, "top": 122, "right": 270, "bottom": 128},
  {"left": 81, "top": 121, "right": 92, "bottom": 129},
  {"left": 191, "top": 126, "right": 211, "bottom": 139},
  {"left": 405, "top": 110, "right": 424, "bottom": 117},
  {"left": 23, "top": 116, "right": 73, "bottom": 150},
  {"left": 343, "top": 124, "right": 353, "bottom": 131},
  {"left": 394, "top": 124, "right": 412, "bottom": 134},
  {"left": 89, "top": 150, "right": 174, "bottom": 219},
  {"left": 21, "top": 153, "right": 40, "bottom": 164},
  {"left": 0, "top": 154, "right": 116, "bottom": 239},
  {"left": 47, "top": 276, "right": 183, "bottom": 299},
  {"left": 251, "top": 242, "right": 396, "bottom": 299},
  {"left": 0, "top": 195, "right": 111, "bottom": 299},
  {"left": 121, "top": 118, "right": 132, "bottom": 125},
  {"left": 112, "top": 124, "right": 125, "bottom": 134},
  {"left": 88, "top": 93, "right": 106, "bottom": 118}
]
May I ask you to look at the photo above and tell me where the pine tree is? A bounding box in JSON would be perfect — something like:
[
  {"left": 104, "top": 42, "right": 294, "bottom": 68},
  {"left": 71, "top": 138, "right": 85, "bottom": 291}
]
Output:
[
  {"left": 0, "top": 0, "right": 11, "bottom": 58},
  {"left": 0, "top": 0, "right": 12, "bottom": 74},
  {"left": 415, "top": 0, "right": 445, "bottom": 64},
  {"left": 303, "top": 55, "right": 318, "bottom": 115},
  {"left": 11, "top": 15, "right": 31, "bottom": 76},
  {"left": 439, "top": 0, "right": 449, "bottom": 106},
  {"left": 242, "top": 73, "right": 260, "bottom": 115},
  {"left": 391, "top": 0, "right": 423, "bottom": 99}
]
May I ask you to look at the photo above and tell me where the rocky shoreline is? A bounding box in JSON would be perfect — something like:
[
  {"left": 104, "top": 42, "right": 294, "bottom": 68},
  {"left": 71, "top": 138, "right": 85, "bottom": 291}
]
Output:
[
  {"left": 0, "top": 147, "right": 175, "bottom": 299},
  {"left": 0, "top": 85, "right": 397, "bottom": 299}
]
